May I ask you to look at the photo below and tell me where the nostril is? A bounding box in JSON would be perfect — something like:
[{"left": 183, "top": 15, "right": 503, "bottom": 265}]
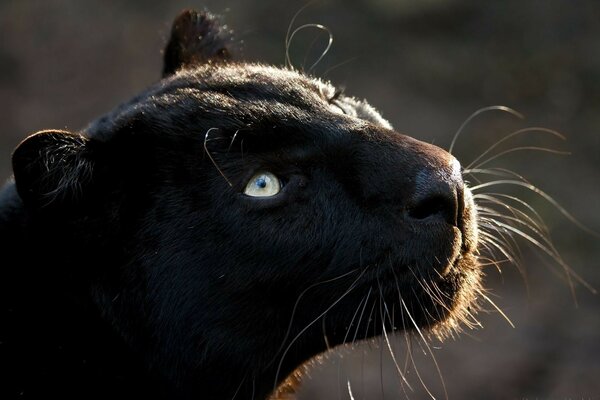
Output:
[{"left": 408, "top": 193, "right": 458, "bottom": 225}]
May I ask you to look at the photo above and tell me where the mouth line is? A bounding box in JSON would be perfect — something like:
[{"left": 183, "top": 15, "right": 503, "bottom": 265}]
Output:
[
  {"left": 355, "top": 252, "right": 465, "bottom": 292},
  {"left": 349, "top": 226, "right": 470, "bottom": 289}
]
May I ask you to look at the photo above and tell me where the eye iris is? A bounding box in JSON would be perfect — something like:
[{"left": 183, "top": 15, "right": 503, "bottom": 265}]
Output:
[{"left": 256, "top": 177, "right": 267, "bottom": 189}]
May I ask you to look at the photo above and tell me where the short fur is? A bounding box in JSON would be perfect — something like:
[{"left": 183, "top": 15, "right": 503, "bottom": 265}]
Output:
[{"left": 0, "top": 10, "right": 481, "bottom": 400}]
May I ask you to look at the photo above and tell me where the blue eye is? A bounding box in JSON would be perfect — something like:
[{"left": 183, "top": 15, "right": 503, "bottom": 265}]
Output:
[
  {"left": 256, "top": 177, "right": 267, "bottom": 189},
  {"left": 244, "top": 172, "right": 281, "bottom": 197}
]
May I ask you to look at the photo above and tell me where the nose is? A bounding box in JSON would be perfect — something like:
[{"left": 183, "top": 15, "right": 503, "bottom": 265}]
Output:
[{"left": 407, "top": 157, "right": 464, "bottom": 227}]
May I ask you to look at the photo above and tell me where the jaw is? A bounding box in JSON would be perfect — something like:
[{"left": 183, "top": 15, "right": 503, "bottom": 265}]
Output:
[
  {"left": 314, "top": 245, "right": 482, "bottom": 350},
  {"left": 375, "top": 250, "right": 483, "bottom": 341},
  {"left": 264, "top": 253, "right": 483, "bottom": 399},
  {"left": 425, "top": 252, "right": 483, "bottom": 340}
]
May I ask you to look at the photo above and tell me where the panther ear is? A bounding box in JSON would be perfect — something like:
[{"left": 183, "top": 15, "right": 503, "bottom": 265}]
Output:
[
  {"left": 12, "top": 130, "right": 96, "bottom": 210},
  {"left": 163, "top": 9, "right": 236, "bottom": 77}
]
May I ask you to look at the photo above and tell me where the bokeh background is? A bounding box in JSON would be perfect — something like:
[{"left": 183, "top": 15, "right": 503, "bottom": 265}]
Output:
[{"left": 1, "top": 1, "right": 599, "bottom": 398}]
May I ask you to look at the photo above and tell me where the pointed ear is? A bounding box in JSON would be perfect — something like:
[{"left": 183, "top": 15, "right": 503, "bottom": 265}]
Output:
[
  {"left": 162, "top": 9, "right": 237, "bottom": 77},
  {"left": 12, "top": 130, "right": 96, "bottom": 210}
]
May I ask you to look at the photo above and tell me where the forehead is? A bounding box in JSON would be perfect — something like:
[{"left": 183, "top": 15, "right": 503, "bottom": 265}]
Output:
[
  {"left": 164, "top": 64, "right": 346, "bottom": 124},
  {"left": 178, "top": 63, "right": 334, "bottom": 102},
  {"left": 87, "top": 63, "right": 387, "bottom": 143}
]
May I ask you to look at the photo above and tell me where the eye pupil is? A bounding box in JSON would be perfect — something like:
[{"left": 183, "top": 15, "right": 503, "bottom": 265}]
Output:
[{"left": 256, "top": 177, "right": 267, "bottom": 188}]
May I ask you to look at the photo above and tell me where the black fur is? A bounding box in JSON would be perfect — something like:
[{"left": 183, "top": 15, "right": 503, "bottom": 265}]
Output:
[{"left": 0, "top": 10, "right": 481, "bottom": 400}]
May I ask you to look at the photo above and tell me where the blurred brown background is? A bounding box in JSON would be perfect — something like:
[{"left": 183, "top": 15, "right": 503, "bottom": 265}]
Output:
[{"left": 1, "top": 1, "right": 599, "bottom": 399}]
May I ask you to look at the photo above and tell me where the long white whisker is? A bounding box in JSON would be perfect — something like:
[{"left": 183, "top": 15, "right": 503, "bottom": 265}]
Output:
[
  {"left": 400, "top": 294, "right": 448, "bottom": 400},
  {"left": 267, "top": 268, "right": 361, "bottom": 369},
  {"left": 204, "top": 127, "right": 233, "bottom": 187},
  {"left": 448, "top": 105, "right": 524, "bottom": 154},
  {"left": 472, "top": 146, "right": 570, "bottom": 170},
  {"left": 273, "top": 267, "right": 369, "bottom": 390},
  {"left": 286, "top": 24, "right": 333, "bottom": 72},
  {"left": 377, "top": 279, "right": 414, "bottom": 391},
  {"left": 478, "top": 208, "right": 549, "bottom": 248},
  {"left": 479, "top": 213, "right": 524, "bottom": 262},
  {"left": 465, "top": 167, "right": 531, "bottom": 182},
  {"left": 465, "top": 126, "right": 565, "bottom": 170},
  {"left": 485, "top": 218, "right": 595, "bottom": 295},
  {"left": 285, "top": 3, "right": 313, "bottom": 68},
  {"left": 475, "top": 193, "right": 550, "bottom": 237},
  {"left": 343, "top": 289, "right": 371, "bottom": 346},
  {"left": 352, "top": 287, "right": 373, "bottom": 345},
  {"left": 475, "top": 288, "right": 515, "bottom": 328},
  {"left": 471, "top": 179, "right": 600, "bottom": 240},
  {"left": 478, "top": 229, "right": 518, "bottom": 264}
]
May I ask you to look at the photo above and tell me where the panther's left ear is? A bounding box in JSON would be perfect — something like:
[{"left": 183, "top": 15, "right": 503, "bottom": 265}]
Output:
[
  {"left": 12, "top": 130, "right": 98, "bottom": 211},
  {"left": 162, "top": 9, "right": 237, "bottom": 77}
]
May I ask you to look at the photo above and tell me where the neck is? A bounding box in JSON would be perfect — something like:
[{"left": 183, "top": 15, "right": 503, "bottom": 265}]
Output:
[{"left": 0, "top": 182, "right": 173, "bottom": 399}]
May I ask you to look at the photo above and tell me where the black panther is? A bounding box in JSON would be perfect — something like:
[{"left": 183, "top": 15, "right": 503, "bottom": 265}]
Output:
[{"left": 0, "top": 10, "right": 481, "bottom": 399}]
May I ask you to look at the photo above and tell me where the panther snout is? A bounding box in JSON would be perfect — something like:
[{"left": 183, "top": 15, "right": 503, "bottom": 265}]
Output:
[{"left": 407, "top": 157, "right": 464, "bottom": 228}]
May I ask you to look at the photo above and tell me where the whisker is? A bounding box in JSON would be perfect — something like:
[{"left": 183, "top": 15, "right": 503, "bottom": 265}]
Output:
[
  {"left": 465, "top": 126, "right": 565, "bottom": 170},
  {"left": 406, "top": 266, "right": 451, "bottom": 327},
  {"left": 472, "top": 146, "right": 570, "bottom": 170},
  {"left": 227, "top": 129, "right": 241, "bottom": 152},
  {"left": 475, "top": 193, "right": 550, "bottom": 237},
  {"left": 286, "top": 24, "right": 333, "bottom": 73},
  {"left": 267, "top": 267, "right": 361, "bottom": 369},
  {"left": 475, "top": 288, "right": 515, "bottom": 328},
  {"left": 230, "top": 375, "right": 246, "bottom": 400},
  {"left": 448, "top": 105, "right": 524, "bottom": 154},
  {"left": 478, "top": 213, "right": 524, "bottom": 261},
  {"left": 478, "top": 228, "right": 525, "bottom": 284},
  {"left": 302, "top": 30, "right": 325, "bottom": 71},
  {"left": 465, "top": 167, "right": 531, "bottom": 182},
  {"left": 478, "top": 208, "right": 549, "bottom": 249},
  {"left": 322, "top": 57, "right": 358, "bottom": 78},
  {"left": 389, "top": 267, "right": 415, "bottom": 399},
  {"left": 343, "top": 289, "right": 371, "bottom": 346},
  {"left": 284, "top": 3, "right": 313, "bottom": 68},
  {"left": 478, "top": 209, "right": 530, "bottom": 269},
  {"left": 400, "top": 294, "right": 448, "bottom": 400},
  {"left": 484, "top": 218, "right": 596, "bottom": 296},
  {"left": 203, "top": 127, "right": 233, "bottom": 187},
  {"left": 322, "top": 314, "right": 331, "bottom": 350},
  {"left": 347, "top": 381, "right": 356, "bottom": 400},
  {"left": 477, "top": 256, "right": 512, "bottom": 269},
  {"left": 478, "top": 229, "right": 518, "bottom": 265},
  {"left": 377, "top": 280, "right": 413, "bottom": 392},
  {"left": 471, "top": 179, "right": 600, "bottom": 240},
  {"left": 272, "top": 267, "right": 368, "bottom": 391},
  {"left": 352, "top": 287, "right": 372, "bottom": 345},
  {"left": 486, "top": 192, "right": 551, "bottom": 231},
  {"left": 363, "top": 295, "right": 377, "bottom": 342}
]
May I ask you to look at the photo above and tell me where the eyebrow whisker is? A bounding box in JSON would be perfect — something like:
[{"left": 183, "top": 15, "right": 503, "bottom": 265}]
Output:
[{"left": 204, "top": 127, "right": 233, "bottom": 187}]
